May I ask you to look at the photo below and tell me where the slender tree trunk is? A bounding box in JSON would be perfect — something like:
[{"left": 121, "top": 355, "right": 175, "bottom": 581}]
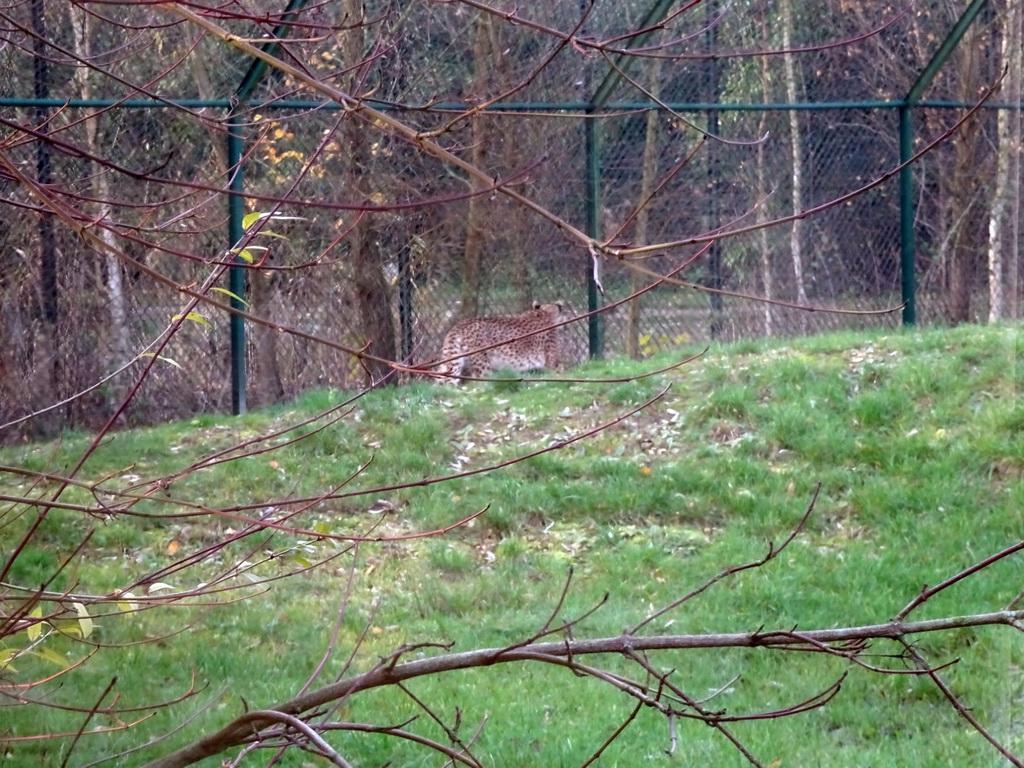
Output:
[
  {"left": 29, "top": 0, "right": 65, "bottom": 434},
  {"left": 781, "top": 0, "right": 807, "bottom": 333},
  {"left": 459, "top": 14, "right": 494, "bottom": 318},
  {"left": 989, "top": 63, "right": 1013, "bottom": 323},
  {"left": 461, "top": 111, "right": 485, "bottom": 319},
  {"left": 248, "top": 272, "right": 285, "bottom": 405},
  {"left": 626, "top": 57, "right": 662, "bottom": 359},
  {"left": 1006, "top": 0, "right": 1022, "bottom": 320},
  {"left": 349, "top": 217, "right": 395, "bottom": 386},
  {"left": 342, "top": 0, "right": 395, "bottom": 385},
  {"left": 31, "top": 0, "right": 55, "bottom": 326},
  {"left": 948, "top": 27, "right": 984, "bottom": 325},
  {"left": 756, "top": 6, "right": 774, "bottom": 337},
  {"left": 987, "top": 0, "right": 1020, "bottom": 323},
  {"left": 70, "top": 7, "right": 131, "bottom": 410},
  {"left": 32, "top": 0, "right": 57, "bottom": 367}
]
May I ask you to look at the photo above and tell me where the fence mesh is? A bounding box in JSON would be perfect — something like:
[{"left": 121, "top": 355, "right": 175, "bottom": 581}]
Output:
[{"left": 0, "top": 1, "right": 1018, "bottom": 435}]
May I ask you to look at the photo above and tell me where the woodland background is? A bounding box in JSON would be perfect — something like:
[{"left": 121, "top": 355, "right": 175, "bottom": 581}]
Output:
[{"left": 0, "top": 0, "right": 1020, "bottom": 431}]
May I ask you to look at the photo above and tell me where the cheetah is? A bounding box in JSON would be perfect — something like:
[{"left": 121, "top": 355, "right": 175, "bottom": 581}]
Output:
[{"left": 433, "top": 302, "right": 567, "bottom": 384}]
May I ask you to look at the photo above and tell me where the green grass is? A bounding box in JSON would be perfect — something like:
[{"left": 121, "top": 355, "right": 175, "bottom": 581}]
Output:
[{"left": 2, "top": 323, "right": 1024, "bottom": 766}]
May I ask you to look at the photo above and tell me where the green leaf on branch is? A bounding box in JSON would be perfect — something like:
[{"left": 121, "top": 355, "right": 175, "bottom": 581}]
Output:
[
  {"left": 210, "top": 287, "right": 251, "bottom": 307},
  {"left": 230, "top": 245, "right": 268, "bottom": 264},
  {"left": 172, "top": 312, "right": 210, "bottom": 326},
  {"left": 241, "top": 211, "right": 264, "bottom": 230},
  {"left": 242, "top": 212, "right": 305, "bottom": 231},
  {"left": 27, "top": 604, "right": 43, "bottom": 641}
]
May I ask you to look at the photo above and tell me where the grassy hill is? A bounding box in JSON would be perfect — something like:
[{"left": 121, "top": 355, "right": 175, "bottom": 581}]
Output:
[{"left": 2, "top": 323, "right": 1023, "bottom": 767}]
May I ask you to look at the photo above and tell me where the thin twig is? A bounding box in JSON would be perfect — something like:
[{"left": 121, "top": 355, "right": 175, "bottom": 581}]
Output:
[{"left": 900, "top": 640, "right": 1024, "bottom": 768}]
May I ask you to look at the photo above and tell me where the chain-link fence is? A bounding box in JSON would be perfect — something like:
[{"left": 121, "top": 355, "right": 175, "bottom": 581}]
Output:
[{"left": 0, "top": 1, "right": 1018, "bottom": 436}]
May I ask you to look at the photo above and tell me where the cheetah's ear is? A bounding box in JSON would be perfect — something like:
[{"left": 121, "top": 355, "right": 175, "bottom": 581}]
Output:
[{"left": 533, "top": 301, "right": 541, "bottom": 310}]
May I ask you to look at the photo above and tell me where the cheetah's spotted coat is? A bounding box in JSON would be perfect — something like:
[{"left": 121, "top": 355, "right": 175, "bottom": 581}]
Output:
[{"left": 434, "top": 302, "right": 566, "bottom": 383}]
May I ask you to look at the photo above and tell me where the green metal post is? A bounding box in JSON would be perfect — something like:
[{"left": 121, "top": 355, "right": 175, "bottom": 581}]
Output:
[
  {"left": 584, "top": 0, "right": 677, "bottom": 360},
  {"left": 227, "top": 114, "right": 247, "bottom": 415},
  {"left": 226, "top": 0, "right": 310, "bottom": 413},
  {"left": 898, "top": 106, "right": 916, "bottom": 326},
  {"left": 898, "top": 0, "right": 989, "bottom": 326}
]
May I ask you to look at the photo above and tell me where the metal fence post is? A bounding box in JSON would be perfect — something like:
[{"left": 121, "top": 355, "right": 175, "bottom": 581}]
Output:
[
  {"left": 227, "top": 114, "right": 247, "bottom": 415},
  {"left": 899, "top": 104, "right": 916, "bottom": 326},
  {"left": 899, "top": 0, "right": 990, "bottom": 326}
]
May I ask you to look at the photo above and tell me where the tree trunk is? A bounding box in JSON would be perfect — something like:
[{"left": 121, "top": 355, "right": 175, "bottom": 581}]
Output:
[
  {"left": 459, "top": 14, "right": 495, "bottom": 318},
  {"left": 991, "top": 0, "right": 1022, "bottom": 321},
  {"left": 948, "top": 26, "right": 985, "bottom": 325},
  {"left": 989, "top": 105, "right": 1008, "bottom": 323},
  {"left": 248, "top": 271, "right": 285, "bottom": 405},
  {"left": 461, "top": 110, "right": 486, "bottom": 318},
  {"left": 781, "top": 0, "right": 807, "bottom": 333},
  {"left": 341, "top": 0, "right": 396, "bottom": 386},
  {"left": 349, "top": 218, "right": 396, "bottom": 386},
  {"left": 70, "top": 6, "right": 131, "bottom": 411},
  {"left": 32, "top": 0, "right": 59, "bottom": 410},
  {"left": 756, "top": 12, "right": 774, "bottom": 338},
  {"left": 626, "top": 57, "right": 662, "bottom": 359}
]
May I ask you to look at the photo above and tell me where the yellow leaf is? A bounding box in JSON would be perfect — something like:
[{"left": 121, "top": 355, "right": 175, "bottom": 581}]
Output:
[
  {"left": 117, "top": 592, "right": 139, "bottom": 613},
  {"left": 242, "top": 211, "right": 264, "bottom": 230},
  {"left": 27, "top": 604, "right": 42, "bottom": 641},
  {"left": 73, "top": 602, "right": 93, "bottom": 639},
  {"left": 171, "top": 312, "right": 209, "bottom": 326},
  {"left": 210, "top": 287, "right": 251, "bottom": 307}
]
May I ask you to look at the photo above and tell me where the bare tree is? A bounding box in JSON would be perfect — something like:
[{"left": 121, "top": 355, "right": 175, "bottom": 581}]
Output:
[
  {"left": 989, "top": 0, "right": 1022, "bottom": 322},
  {"left": 0, "top": 2, "right": 1018, "bottom": 767},
  {"left": 781, "top": 0, "right": 808, "bottom": 332}
]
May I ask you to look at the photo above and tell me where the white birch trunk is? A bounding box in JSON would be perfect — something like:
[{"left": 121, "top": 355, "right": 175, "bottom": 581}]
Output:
[
  {"left": 70, "top": 8, "right": 131, "bottom": 376},
  {"left": 781, "top": 0, "right": 808, "bottom": 332},
  {"left": 989, "top": 1, "right": 1022, "bottom": 323},
  {"left": 757, "top": 11, "right": 774, "bottom": 337}
]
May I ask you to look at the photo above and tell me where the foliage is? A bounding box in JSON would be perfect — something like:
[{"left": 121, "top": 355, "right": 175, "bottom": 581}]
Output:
[{"left": 1, "top": 2, "right": 1022, "bottom": 767}]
